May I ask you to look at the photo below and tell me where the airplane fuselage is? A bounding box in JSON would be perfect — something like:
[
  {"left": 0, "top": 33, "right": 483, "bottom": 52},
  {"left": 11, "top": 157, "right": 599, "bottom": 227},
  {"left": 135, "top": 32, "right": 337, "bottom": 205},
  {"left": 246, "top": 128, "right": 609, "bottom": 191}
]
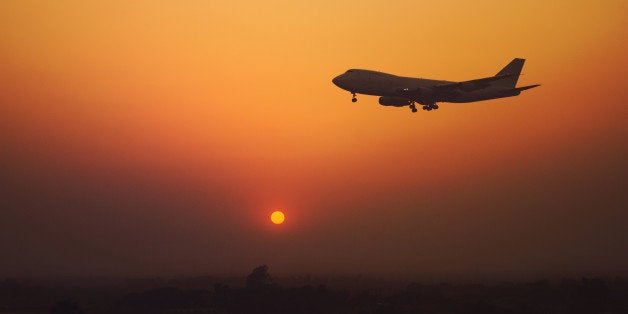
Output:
[{"left": 333, "top": 69, "right": 521, "bottom": 104}]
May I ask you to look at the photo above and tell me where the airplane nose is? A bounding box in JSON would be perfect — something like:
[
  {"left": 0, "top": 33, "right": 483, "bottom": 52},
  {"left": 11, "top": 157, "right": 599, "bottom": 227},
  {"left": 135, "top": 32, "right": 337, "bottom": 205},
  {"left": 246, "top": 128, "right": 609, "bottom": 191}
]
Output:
[{"left": 332, "top": 75, "right": 342, "bottom": 86}]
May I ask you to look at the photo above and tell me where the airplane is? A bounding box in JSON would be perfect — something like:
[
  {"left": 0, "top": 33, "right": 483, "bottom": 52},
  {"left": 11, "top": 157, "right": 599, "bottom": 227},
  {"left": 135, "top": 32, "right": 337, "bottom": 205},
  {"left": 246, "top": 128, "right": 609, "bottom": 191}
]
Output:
[{"left": 332, "top": 58, "right": 540, "bottom": 113}]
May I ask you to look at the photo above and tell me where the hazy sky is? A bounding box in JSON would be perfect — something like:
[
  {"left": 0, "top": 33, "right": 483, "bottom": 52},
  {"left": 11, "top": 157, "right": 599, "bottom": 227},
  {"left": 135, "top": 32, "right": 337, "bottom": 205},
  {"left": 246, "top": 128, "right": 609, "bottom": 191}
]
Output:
[{"left": 1, "top": 0, "right": 627, "bottom": 278}]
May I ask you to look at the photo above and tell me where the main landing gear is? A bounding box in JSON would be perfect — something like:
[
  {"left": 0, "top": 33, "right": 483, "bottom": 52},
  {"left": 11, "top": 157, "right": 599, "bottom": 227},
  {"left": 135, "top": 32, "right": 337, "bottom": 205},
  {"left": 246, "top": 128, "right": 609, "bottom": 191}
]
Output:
[
  {"left": 421, "top": 103, "right": 439, "bottom": 111},
  {"left": 409, "top": 103, "right": 418, "bottom": 113},
  {"left": 351, "top": 92, "right": 357, "bottom": 103},
  {"left": 409, "top": 102, "right": 439, "bottom": 113}
]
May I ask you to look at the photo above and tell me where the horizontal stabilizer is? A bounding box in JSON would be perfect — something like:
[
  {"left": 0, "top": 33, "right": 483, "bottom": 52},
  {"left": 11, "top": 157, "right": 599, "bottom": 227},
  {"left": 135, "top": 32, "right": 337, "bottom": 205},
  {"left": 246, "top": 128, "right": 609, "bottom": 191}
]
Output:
[{"left": 514, "top": 84, "right": 541, "bottom": 92}]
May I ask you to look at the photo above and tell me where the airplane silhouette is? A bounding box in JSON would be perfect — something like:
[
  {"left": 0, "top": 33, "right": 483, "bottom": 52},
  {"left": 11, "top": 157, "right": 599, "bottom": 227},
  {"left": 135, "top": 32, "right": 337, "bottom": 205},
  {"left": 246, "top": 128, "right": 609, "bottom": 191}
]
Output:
[{"left": 332, "top": 58, "right": 540, "bottom": 112}]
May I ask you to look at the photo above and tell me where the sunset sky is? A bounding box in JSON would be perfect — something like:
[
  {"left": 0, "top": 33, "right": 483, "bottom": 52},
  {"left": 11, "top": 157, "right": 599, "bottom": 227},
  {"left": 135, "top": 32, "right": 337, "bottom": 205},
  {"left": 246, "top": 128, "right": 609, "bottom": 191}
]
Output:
[{"left": 1, "top": 0, "right": 627, "bottom": 278}]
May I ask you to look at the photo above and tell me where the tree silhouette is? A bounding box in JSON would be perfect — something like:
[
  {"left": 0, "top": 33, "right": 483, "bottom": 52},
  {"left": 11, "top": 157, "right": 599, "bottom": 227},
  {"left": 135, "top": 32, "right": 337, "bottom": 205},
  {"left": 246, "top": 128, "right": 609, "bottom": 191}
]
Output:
[{"left": 246, "top": 265, "right": 273, "bottom": 290}]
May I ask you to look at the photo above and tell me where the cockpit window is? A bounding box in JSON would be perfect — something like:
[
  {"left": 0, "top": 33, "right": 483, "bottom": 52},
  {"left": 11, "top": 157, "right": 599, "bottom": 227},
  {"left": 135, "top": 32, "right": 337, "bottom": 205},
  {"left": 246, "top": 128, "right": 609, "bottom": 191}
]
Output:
[{"left": 347, "top": 69, "right": 355, "bottom": 73}]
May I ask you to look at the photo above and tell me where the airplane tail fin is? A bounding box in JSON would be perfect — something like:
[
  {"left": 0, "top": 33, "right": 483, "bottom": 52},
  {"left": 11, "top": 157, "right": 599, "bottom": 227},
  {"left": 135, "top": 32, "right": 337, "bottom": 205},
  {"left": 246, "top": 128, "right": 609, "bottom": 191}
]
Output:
[{"left": 494, "top": 58, "right": 525, "bottom": 88}]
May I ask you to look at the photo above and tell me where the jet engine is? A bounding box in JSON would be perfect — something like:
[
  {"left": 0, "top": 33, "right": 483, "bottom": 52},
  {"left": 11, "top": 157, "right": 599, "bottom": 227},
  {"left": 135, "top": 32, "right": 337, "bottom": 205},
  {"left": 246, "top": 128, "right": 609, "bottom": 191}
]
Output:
[{"left": 378, "top": 96, "right": 410, "bottom": 107}]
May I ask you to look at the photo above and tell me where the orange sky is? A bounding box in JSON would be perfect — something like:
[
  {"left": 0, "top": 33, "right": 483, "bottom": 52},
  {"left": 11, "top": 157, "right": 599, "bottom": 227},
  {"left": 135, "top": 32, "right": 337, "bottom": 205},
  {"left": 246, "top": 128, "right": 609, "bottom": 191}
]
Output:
[{"left": 1, "top": 1, "right": 627, "bottom": 277}]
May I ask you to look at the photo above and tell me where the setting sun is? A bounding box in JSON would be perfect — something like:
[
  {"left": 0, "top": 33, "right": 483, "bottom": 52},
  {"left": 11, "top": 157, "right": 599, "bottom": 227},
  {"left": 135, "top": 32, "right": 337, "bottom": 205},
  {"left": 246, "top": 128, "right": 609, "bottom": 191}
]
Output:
[{"left": 270, "top": 211, "right": 285, "bottom": 225}]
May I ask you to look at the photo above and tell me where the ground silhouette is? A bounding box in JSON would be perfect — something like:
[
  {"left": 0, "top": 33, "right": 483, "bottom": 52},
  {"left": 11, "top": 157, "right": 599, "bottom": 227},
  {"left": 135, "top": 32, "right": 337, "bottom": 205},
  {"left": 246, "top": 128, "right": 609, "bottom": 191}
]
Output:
[{"left": 0, "top": 267, "right": 627, "bottom": 313}]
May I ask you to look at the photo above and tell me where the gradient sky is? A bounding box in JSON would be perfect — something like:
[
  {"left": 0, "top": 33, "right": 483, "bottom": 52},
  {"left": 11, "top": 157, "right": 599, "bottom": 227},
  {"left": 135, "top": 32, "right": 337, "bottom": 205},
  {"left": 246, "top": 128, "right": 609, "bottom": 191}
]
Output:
[{"left": 1, "top": 0, "right": 627, "bottom": 278}]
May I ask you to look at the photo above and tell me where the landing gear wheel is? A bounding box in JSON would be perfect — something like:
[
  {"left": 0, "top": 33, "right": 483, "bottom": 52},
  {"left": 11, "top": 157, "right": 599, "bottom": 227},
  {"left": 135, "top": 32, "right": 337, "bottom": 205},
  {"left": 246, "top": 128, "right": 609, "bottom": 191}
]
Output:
[
  {"left": 432, "top": 104, "right": 439, "bottom": 109},
  {"left": 412, "top": 108, "right": 418, "bottom": 113},
  {"left": 351, "top": 93, "right": 357, "bottom": 103}
]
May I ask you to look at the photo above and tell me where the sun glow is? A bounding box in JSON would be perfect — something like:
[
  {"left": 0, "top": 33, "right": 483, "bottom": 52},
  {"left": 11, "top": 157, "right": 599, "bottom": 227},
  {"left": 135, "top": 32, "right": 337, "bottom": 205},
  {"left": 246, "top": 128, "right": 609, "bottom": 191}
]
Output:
[{"left": 270, "top": 211, "right": 285, "bottom": 225}]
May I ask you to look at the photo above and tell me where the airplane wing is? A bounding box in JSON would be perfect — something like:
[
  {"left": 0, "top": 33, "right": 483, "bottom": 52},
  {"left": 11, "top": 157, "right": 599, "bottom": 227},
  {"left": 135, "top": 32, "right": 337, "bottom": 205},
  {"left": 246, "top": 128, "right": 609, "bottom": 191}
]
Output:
[
  {"left": 432, "top": 74, "right": 515, "bottom": 92},
  {"left": 397, "top": 74, "right": 515, "bottom": 97}
]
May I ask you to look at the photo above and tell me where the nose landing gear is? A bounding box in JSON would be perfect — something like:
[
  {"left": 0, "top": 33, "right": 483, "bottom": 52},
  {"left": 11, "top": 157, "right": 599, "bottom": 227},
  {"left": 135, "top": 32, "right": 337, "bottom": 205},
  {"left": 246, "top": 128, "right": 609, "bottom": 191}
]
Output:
[{"left": 351, "top": 92, "right": 357, "bottom": 103}]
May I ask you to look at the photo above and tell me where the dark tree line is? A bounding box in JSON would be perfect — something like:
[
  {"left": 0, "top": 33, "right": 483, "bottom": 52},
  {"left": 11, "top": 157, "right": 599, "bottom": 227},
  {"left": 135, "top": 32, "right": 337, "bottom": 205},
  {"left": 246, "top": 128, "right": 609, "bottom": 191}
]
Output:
[
  {"left": 113, "top": 267, "right": 628, "bottom": 314},
  {"left": 1, "top": 267, "right": 627, "bottom": 314}
]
